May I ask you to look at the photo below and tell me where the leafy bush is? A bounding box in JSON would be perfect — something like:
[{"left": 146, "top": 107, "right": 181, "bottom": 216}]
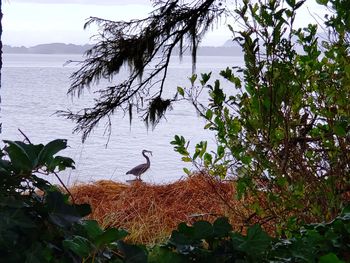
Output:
[
  {"left": 172, "top": 0, "right": 350, "bottom": 229},
  {"left": 0, "top": 139, "right": 146, "bottom": 262},
  {"left": 150, "top": 208, "right": 350, "bottom": 262}
]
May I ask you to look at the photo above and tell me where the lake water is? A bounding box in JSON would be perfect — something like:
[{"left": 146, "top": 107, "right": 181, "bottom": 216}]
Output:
[{"left": 1, "top": 54, "right": 243, "bottom": 185}]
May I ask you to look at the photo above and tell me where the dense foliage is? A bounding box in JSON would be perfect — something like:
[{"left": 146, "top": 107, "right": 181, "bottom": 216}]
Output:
[
  {"left": 0, "top": 139, "right": 146, "bottom": 262},
  {"left": 151, "top": 211, "right": 350, "bottom": 262},
  {"left": 172, "top": 0, "right": 350, "bottom": 230}
]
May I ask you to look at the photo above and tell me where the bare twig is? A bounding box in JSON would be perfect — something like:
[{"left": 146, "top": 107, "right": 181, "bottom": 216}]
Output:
[
  {"left": 53, "top": 171, "right": 76, "bottom": 204},
  {"left": 18, "top": 128, "right": 32, "bottom": 144}
]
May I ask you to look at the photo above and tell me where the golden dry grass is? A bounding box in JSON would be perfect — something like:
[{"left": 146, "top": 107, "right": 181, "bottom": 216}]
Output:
[{"left": 69, "top": 173, "right": 255, "bottom": 244}]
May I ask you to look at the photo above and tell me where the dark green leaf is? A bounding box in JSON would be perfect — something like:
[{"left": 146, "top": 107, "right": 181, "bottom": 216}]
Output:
[
  {"left": 286, "top": 0, "right": 295, "bottom": 8},
  {"left": 63, "top": 236, "right": 92, "bottom": 258},
  {"left": 193, "top": 221, "right": 213, "bottom": 239},
  {"left": 333, "top": 123, "right": 347, "bottom": 136},
  {"left": 235, "top": 225, "right": 271, "bottom": 257},
  {"left": 46, "top": 191, "right": 90, "bottom": 227},
  {"left": 80, "top": 220, "right": 104, "bottom": 240},
  {"left": 38, "top": 139, "right": 68, "bottom": 166},
  {"left": 200, "top": 72, "right": 212, "bottom": 85},
  {"left": 149, "top": 246, "right": 187, "bottom": 263},
  {"left": 95, "top": 228, "right": 128, "bottom": 247},
  {"left": 319, "top": 253, "right": 344, "bottom": 263},
  {"left": 47, "top": 156, "right": 75, "bottom": 172},
  {"left": 3, "top": 140, "right": 33, "bottom": 173},
  {"left": 117, "top": 241, "right": 148, "bottom": 263},
  {"left": 316, "top": 0, "right": 328, "bottom": 5},
  {"left": 213, "top": 217, "right": 232, "bottom": 237},
  {"left": 217, "top": 145, "right": 225, "bottom": 158}
]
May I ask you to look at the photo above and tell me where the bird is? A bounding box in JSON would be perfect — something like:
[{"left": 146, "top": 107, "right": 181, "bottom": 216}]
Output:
[{"left": 126, "top": 150, "right": 152, "bottom": 180}]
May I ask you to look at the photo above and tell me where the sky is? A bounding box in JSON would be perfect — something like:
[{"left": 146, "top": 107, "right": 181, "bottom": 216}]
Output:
[{"left": 2, "top": 0, "right": 329, "bottom": 47}]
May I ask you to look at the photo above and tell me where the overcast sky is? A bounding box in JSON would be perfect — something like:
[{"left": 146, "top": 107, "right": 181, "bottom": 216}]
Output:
[
  {"left": 3, "top": 0, "right": 328, "bottom": 47},
  {"left": 5, "top": 0, "right": 152, "bottom": 4}
]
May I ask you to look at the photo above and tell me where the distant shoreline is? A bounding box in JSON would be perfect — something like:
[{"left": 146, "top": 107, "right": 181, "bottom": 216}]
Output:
[{"left": 3, "top": 43, "right": 243, "bottom": 56}]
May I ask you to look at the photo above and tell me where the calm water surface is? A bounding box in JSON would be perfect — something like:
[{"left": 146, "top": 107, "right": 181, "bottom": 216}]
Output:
[{"left": 2, "top": 54, "right": 243, "bottom": 185}]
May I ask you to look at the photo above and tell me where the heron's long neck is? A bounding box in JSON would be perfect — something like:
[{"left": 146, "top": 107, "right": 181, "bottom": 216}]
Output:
[{"left": 143, "top": 152, "right": 150, "bottom": 165}]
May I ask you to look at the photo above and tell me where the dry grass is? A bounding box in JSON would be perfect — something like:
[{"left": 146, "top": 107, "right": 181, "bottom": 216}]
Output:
[
  {"left": 68, "top": 172, "right": 350, "bottom": 245},
  {"left": 69, "top": 173, "right": 255, "bottom": 245}
]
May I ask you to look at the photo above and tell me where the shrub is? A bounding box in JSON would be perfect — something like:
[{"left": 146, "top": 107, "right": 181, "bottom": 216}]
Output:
[
  {"left": 172, "top": 0, "right": 350, "bottom": 230},
  {"left": 150, "top": 208, "right": 350, "bottom": 262},
  {"left": 0, "top": 139, "right": 146, "bottom": 262}
]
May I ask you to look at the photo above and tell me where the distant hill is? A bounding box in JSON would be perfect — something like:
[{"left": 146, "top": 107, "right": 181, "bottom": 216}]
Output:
[
  {"left": 4, "top": 43, "right": 243, "bottom": 56},
  {"left": 3, "top": 43, "right": 94, "bottom": 54}
]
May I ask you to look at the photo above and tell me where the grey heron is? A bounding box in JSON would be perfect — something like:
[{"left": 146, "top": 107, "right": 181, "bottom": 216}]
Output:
[{"left": 126, "top": 150, "right": 152, "bottom": 180}]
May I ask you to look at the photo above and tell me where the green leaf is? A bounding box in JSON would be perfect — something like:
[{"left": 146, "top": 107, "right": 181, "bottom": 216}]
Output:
[
  {"left": 117, "top": 241, "right": 148, "bottom": 263},
  {"left": 204, "top": 123, "right": 212, "bottom": 130},
  {"left": 274, "top": 128, "right": 285, "bottom": 140},
  {"left": 47, "top": 156, "right": 75, "bottom": 172},
  {"left": 205, "top": 109, "right": 213, "bottom": 120},
  {"left": 240, "top": 155, "right": 252, "bottom": 165},
  {"left": 7, "top": 141, "right": 44, "bottom": 169},
  {"left": 181, "top": 157, "right": 192, "bottom": 163},
  {"left": 319, "top": 253, "right": 344, "bottom": 263},
  {"left": 211, "top": 80, "right": 225, "bottom": 106},
  {"left": 213, "top": 217, "right": 232, "bottom": 237},
  {"left": 149, "top": 246, "right": 186, "bottom": 263},
  {"left": 295, "top": 0, "right": 306, "bottom": 9},
  {"left": 333, "top": 123, "right": 347, "bottom": 136},
  {"left": 204, "top": 153, "right": 212, "bottom": 165},
  {"left": 183, "top": 168, "right": 191, "bottom": 175},
  {"left": 0, "top": 206, "right": 37, "bottom": 229},
  {"left": 316, "top": 0, "right": 328, "bottom": 5},
  {"left": 220, "top": 67, "right": 242, "bottom": 87},
  {"left": 236, "top": 178, "right": 248, "bottom": 199},
  {"left": 3, "top": 140, "right": 33, "bottom": 173},
  {"left": 193, "top": 221, "right": 213, "bottom": 239},
  {"left": 217, "top": 145, "right": 225, "bottom": 158},
  {"left": 286, "top": 0, "right": 295, "bottom": 8},
  {"left": 177, "top": 86, "right": 185, "bottom": 97},
  {"left": 75, "top": 204, "right": 92, "bottom": 218},
  {"left": 95, "top": 228, "right": 128, "bottom": 247},
  {"left": 234, "top": 225, "right": 271, "bottom": 258},
  {"left": 80, "top": 220, "right": 104, "bottom": 240},
  {"left": 200, "top": 72, "right": 212, "bottom": 85},
  {"left": 46, "top": 190, "right": 91, "bottom": 227},
  {"left": 177, "top": 222, "right": 194, "bottom": 236},
  {"left": 38, "top": 139, "right": 68, "bottom": 166},
  {"left": 199, "top": 141, "right": 207, "bottom": 158},
  {"left": 189, "top": 74, "right": 197, "bottom": 85},
  {"left": 63, "top": 236, "right": 92, "bottom": 258},
  {"left": 341, "top": 206, "right": 350, "bottom": 216},
  {"left": 220, "top": 67, "right": 234, "bottom": 81}
]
